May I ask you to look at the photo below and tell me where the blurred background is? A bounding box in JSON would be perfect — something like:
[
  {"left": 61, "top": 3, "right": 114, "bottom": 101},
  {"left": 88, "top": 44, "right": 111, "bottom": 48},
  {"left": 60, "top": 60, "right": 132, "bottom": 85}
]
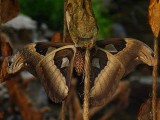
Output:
[{"left": 0, "top": 0, "right": 160, "bottom": 120}]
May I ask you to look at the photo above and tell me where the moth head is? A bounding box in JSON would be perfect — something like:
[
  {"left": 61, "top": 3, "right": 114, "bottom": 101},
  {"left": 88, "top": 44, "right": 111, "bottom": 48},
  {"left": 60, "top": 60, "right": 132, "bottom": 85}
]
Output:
[
  {"left": 65, "top": 1, "right": 98, "bottom": 48},
  {"left": 7, "top": 52, "right": 26, "bottom": 74}
]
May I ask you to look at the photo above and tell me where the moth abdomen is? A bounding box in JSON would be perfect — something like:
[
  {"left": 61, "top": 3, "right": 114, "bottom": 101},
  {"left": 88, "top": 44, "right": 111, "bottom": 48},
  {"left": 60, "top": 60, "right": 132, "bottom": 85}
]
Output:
[{"left": 74, "top": 48, "right": 85, "bottom": 76}]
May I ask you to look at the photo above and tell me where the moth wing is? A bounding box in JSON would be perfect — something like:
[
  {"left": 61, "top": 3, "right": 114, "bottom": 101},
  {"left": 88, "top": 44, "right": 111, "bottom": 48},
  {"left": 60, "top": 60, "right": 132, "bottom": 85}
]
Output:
[
  {"left": 96, "top": 38, "right": 154, "bottom": 75},
  {"left": 36, "top": 45, "right": 75, "bottom": 103},
  {"left": 7, "top": 42, "right": 74, "bottom": 75},
  {"left": 90, "top": 48, "right": 125, "bottom": 106}
]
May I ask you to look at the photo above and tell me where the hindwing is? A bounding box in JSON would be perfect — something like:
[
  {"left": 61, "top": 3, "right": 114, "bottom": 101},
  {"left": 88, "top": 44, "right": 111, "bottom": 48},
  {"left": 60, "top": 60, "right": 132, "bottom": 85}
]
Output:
[
  {"left": 36, "top": 45, "right": 76, "bottom": 103},
  {"left": 90, "top": 47, "right": 125, "bottom": 106},
  {"left": 89, "top": 38, "right": 154, "bottom": 106}
]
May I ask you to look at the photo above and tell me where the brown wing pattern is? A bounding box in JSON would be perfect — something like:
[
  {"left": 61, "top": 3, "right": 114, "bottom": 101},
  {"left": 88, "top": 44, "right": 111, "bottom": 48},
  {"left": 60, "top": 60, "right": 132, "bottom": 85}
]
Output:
[
  {"left": 7, "top": 43, "right": 76, "bottom": 103},
  {"left": 90, "top": 38, "right": 154, "bottom": 106},
  {"left": 6, "top": 39, "right": 154, "bottom": 104},
  {"left": 90, "top": 48, "right": 125, "bottom": 106},
  {"left": 96, "top": 38, "right": 154, "bottom": 75},
  {"left": 36, "top": 45, "right": 76, "bottom": 103}
]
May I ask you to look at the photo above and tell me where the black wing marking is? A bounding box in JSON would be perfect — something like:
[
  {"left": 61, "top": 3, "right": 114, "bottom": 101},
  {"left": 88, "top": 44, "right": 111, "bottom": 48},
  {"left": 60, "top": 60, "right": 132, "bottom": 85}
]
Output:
[
  {"left": 35, "top": 42, "right": 74, "bottom": 56},
  {"left": 36, "top": 45, "right": 75, "bottom": 103},
  {"left": 96, "top": 38, "right": 127, "bottom": 52}
]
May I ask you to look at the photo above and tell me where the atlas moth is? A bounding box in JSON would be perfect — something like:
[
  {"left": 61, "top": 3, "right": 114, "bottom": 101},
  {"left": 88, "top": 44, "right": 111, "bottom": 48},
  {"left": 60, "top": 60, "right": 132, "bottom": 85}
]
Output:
[{"left": 7, "top": 38, "right": 154, "bottom": 106}]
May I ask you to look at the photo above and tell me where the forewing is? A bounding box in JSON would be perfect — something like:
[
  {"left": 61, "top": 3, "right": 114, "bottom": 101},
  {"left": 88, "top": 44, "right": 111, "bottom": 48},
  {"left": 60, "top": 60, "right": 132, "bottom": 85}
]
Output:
[
  {"left": 36, "top": 45, "right": 76, "bottom": 103},
  {"left": 96, "top": 38, "right": 154, "bottom": 75},
  {"left": 7, "top": 42, "right": 74, "bottom": 75},
  {"left": 90, "top": 48, "right": 125, "bottom": 106}
]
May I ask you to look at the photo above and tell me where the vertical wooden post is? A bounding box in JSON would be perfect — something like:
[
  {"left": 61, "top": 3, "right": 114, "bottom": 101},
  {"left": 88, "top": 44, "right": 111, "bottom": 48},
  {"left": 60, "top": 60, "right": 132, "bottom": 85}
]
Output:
[
  {"left": 60, "top": 101, "right": 66, "bottom": 120},
  {"left": 152, "top": 37, "right": 158, "bottom": 120},
  {"left": 83, "top": 49, "right": 90, "bottom": 120},
  {"left": 0, "top": 0, "right": 1, "bottom": 29}
]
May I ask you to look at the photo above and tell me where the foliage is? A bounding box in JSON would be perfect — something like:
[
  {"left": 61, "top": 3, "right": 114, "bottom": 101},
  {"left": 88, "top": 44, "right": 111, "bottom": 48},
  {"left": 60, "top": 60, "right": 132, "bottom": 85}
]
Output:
[
  {"left": 18, "top": 0, "right": 64, "bottom": 30},
  {"left": 92, "top": 0, "right": 111, "bottom": 39}
]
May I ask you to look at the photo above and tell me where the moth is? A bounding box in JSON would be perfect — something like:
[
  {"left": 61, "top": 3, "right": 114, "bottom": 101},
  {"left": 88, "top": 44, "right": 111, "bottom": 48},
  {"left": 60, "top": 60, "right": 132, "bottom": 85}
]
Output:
[
  {"left": 7, "top": 0, "right": 155, "bottom": 106},
  {"left": 7, "top": 38, "right": 154, "bottom": 105}
]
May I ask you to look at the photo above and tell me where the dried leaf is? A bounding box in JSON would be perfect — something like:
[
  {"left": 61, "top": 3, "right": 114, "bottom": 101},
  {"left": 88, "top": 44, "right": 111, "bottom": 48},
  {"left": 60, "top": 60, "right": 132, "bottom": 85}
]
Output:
[
  {"left": 0, "top": 33, "right": 13, "bottom": 82},
  {"left": 138, "top": 99, "right": 160, "bottom": 120},
  {"left": 51, "top": 32, "right": 73, "bottom": 43},
  {"left": 6, "top": 76, "right": 44, "bottom": 120},
  {"left": 0, "top": 112, "right": 4, "bottom": 120},
  {"left": 138, "top": 99, "right": 152, "bottom": 120},
  {"left": 0, "top": 32, "right": 13, "bottom": 57},
  {"left": 51, "top": 32, "right": 62, "bottom": 42},
  {"left": 149, "top": 0, "right": 160, "bottom": 37},
  {"left": 1, "top": 0, "right": 19, "bottom": 23},
  {"left": 1, "top": 57, "right": 9, "bottom": 82}
]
